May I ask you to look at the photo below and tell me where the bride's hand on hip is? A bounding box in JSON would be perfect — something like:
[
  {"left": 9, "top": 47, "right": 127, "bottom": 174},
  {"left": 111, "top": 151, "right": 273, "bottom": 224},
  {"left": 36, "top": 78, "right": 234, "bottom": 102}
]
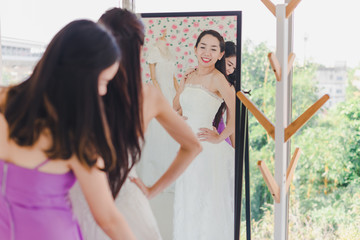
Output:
[
  {"left": 197, "top": 127, "right": 221, "bottom": 144},
  {"left": 129, "top": 177, "right": 155, "bottom": 199}
]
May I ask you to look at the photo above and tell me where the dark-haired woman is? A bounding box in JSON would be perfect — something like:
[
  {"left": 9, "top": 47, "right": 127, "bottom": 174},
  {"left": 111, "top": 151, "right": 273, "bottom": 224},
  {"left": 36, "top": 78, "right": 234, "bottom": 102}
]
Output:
[
  {"left": 0, "top": 20, "right": 135, "bottom": 240},
  {"left": 213, "top": 40, "right": 237, "bottom": 146},
  {"left": 70, "top": 8, "right": 202, "bottom": 240},
  {"left": 172, "top": 30, "right": 235, "bottom": 240}
]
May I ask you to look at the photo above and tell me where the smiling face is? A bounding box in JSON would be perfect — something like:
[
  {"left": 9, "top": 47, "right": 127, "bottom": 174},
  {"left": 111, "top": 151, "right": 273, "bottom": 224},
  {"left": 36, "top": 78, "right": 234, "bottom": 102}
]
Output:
[
  {"left": 194, "top": 34, "right": 224, "bottom": 68},
  {"left": 98, "top": 61, "right": 119, "bottom": 96},
  {"left": 225, "top": 55, "right": 236, "bottom": 76}
]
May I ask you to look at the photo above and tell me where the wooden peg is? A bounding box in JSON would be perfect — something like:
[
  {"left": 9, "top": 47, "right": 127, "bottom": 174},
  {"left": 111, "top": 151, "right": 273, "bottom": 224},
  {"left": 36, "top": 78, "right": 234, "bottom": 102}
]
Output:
[
  {"left": 237, "top": 91, "right": 275, "bottom": 140},
  {"left": 287, "top": 53, "right": 296, "bottom": 75},
  {"left": 261, "top": 0, "right": 276, "bottom": 17},
  {"left": 258, "top": 161, "right": 280, "bottom": 203},
  {"left": 286, "top": 0, "right": 302, "bottom": 18},
  {"left": 285, "top": 94, "right": 330, "bottom": 142},
  {"left": 268, "top": 52, "right": 281, "bottom": 82},
  {"left": 286, "top": 147, "right": 301, "bottom": 191}
]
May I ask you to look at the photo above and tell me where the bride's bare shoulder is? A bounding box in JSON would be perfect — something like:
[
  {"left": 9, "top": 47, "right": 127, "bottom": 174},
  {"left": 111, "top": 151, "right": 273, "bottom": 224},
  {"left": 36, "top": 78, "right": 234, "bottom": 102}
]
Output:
[
  {"left": 143, "top": 83, "right": 161, "bottom": 96},
  {"left": 142, "top": 83, "right": 160, "bottom": 99},
  {"left": 142, "top": 83, "right": 166, "bottom": 109},
  {"left": 141, "top": 83, "right": 167, "bottom": 124},
  {"left": 212, "top": 70, "right": 229, "bottom": 85}
]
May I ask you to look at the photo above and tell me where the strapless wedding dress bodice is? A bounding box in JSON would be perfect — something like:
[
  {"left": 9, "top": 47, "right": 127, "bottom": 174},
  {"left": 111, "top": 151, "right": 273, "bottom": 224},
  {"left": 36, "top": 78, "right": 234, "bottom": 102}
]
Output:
[{"left": 180, "top": 84, "right": 223, "bottom": 131}]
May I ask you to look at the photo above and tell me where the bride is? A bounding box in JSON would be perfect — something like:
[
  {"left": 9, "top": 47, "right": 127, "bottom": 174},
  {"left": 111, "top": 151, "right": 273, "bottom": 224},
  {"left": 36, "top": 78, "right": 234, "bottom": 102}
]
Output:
[
  {"left": 70, "top": 8, "right": 202, "bottom": 240},
  {"left": 171, "top": 29, "right": 236, "bottom": 240}
]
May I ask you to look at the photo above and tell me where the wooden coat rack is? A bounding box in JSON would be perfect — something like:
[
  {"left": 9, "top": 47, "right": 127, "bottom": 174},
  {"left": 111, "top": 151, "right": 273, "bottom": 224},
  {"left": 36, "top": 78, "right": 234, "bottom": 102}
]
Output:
[{"left": 237, "top": 0, "right": 329, "bottom": 239}]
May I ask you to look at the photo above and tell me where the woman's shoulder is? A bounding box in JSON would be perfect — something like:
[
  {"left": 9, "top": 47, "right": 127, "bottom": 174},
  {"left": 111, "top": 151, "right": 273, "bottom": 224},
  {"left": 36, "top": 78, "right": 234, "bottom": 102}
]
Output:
[
  {"left": 141, "top": 83, "right": 168, "bottom": 125},
  {"left": 142, "top": 82, "right": 161, "bottom": 101},
  {"left": 142, "top": 82, "right": 167, "bottom": 109},
  {"left": 210, "top": 70, "right": 228, "bottom": 85},
  {"left": 213, "top": 69, "right": 227, "bottom": 79}
]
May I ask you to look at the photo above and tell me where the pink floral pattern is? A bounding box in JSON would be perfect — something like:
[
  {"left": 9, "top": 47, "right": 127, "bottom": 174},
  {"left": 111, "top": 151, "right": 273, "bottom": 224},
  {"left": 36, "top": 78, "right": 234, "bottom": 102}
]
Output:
[{"left": 141, "top": 16, "right": 238, "bottom": 83}]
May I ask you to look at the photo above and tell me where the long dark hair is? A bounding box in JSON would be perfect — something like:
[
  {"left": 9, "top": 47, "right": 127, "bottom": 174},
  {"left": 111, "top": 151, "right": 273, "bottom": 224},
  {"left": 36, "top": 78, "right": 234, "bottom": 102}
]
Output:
[
  {"left": 3, "top": 20, "right": 120, "bottom": 170},
  {"left": 99, "top": 8, "right": 145, "bottom": 198},
  {"left": 224, "top": 41, "right": 237, "bottom": 85},
  {"left": 212, "top": 41, "right": 237, "bottom": 129}
]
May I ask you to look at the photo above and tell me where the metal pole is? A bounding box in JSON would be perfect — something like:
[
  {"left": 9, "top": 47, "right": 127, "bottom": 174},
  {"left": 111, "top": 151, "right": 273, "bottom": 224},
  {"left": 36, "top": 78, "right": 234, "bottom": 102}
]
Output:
[
  {"left": 274, "top": 4, "right": 289, "bottom": 240},
  {"left": 234, "top": 13, "right": 244, "bottom": 240},
  {"left": 235, "top": 102, "right": 247, "bottom": 240},
  {"left": 244, "top": 113, "right": 251, "bottom": 240},
  {"left": 285, "top": 1, "right": 294, "bottom": 239}
]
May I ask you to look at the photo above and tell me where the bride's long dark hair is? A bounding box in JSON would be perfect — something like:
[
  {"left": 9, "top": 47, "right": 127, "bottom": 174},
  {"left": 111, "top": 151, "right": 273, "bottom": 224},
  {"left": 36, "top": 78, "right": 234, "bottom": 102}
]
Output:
[{"left": 99, "top": 8, "right": 145, "bottom": 198}]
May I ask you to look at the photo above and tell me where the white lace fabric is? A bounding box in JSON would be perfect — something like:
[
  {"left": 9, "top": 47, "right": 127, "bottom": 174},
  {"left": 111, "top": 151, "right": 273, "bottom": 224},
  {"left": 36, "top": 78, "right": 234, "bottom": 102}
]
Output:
[
  {"left": 173, "top": 86, "right": 235, "bottom": 240},
  {"left": 69, "top": 169, "right": 163, "bottom": 240}
]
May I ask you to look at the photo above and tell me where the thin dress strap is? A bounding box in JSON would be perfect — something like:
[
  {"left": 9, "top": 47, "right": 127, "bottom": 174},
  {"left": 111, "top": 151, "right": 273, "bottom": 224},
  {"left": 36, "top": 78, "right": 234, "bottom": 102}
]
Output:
[{"left": 33, "top": 158, "right": 50, "bottom": 170}]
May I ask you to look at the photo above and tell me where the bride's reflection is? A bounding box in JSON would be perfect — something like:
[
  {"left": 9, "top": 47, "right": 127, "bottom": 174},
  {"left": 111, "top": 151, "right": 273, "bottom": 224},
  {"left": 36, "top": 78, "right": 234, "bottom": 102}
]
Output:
[
  {"left": 172, "top": 29, "right": 235, "bottom": 240},
  {"left": 137, "top": 13, "right": 240, "bottom": 240}
]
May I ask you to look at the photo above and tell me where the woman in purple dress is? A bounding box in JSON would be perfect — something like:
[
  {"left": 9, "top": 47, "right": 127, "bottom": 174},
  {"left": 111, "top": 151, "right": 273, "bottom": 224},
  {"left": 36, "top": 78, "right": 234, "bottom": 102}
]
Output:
[{"left": 0, "top": 20, "right": 136, "bottom": 240}]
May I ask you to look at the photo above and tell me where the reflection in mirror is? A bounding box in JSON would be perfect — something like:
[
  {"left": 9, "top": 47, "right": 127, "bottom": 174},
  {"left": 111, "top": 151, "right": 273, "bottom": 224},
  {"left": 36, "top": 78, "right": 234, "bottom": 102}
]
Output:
[{"left": 136, "top": 12, "right": 241, "bottom": 240}]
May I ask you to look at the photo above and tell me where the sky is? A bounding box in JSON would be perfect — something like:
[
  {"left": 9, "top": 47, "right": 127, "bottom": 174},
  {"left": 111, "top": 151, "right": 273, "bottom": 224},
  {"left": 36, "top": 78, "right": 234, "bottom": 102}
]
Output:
[{"left": 1, "top": 0, "right": 360, "bottom": 67}]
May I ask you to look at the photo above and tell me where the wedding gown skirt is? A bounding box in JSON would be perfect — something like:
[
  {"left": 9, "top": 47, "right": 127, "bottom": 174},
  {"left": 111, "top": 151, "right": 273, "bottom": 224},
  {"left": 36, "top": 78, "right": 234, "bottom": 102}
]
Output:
[
  {"left": 173, "top": 85, "right": 235, "bottom": 240},
  {"left": 69, "top": 169, "right": 163, "bottom": 240}
]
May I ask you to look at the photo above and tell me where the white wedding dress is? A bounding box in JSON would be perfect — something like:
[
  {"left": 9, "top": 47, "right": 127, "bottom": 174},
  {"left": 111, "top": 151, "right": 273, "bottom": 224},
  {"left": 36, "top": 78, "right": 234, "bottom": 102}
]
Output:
[
  {"left": 69, "top": 168, "right": 163, "bottom": 240},
  {"left": 70, "top": 44, "right": 180, "bottom": 239},
  {"left": 173, "top": 85, "right": 235, "bottom": 240}
]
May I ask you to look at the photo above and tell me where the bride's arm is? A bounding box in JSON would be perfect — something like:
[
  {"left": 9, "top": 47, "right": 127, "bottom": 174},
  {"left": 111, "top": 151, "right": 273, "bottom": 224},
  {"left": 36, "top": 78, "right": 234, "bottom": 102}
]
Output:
[{"left": 131, "top": 85, "right": 202, "bottom": 199}]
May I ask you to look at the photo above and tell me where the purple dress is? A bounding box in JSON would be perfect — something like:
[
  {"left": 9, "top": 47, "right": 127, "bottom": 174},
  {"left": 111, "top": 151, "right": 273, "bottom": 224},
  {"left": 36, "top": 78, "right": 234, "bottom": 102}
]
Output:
[
  {"left": 217, "top": 117, "right": 232, "bottom": 145},
  {"left": 0, "top": 159, "right": 83, "bottom": 240}
]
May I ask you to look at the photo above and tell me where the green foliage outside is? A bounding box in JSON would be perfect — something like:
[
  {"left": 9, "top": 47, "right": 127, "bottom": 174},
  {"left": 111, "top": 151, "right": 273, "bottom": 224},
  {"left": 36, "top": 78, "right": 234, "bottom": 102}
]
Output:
[{"left": 239, "top": 40, "right": 360, "bottom": 239}]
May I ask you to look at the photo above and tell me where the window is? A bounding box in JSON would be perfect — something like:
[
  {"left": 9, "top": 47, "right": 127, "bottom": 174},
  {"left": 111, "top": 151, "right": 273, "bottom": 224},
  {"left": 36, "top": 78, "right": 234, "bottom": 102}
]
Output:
[{"left": 1, "top": 0, "right": 119, "bottom": 86}]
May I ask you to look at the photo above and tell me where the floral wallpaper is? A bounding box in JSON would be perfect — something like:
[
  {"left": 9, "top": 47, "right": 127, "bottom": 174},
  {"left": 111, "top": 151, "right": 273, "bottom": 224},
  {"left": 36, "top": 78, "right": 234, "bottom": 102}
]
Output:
[{"left": 140, "top": 15, "right": 238, "bottom": 83}]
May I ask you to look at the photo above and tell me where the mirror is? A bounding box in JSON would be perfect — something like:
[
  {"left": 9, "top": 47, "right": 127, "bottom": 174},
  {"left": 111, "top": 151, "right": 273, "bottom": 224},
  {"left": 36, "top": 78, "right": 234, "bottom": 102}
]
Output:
[{"left": 136, "top": 11, "right": 242, "bottom": 240}]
